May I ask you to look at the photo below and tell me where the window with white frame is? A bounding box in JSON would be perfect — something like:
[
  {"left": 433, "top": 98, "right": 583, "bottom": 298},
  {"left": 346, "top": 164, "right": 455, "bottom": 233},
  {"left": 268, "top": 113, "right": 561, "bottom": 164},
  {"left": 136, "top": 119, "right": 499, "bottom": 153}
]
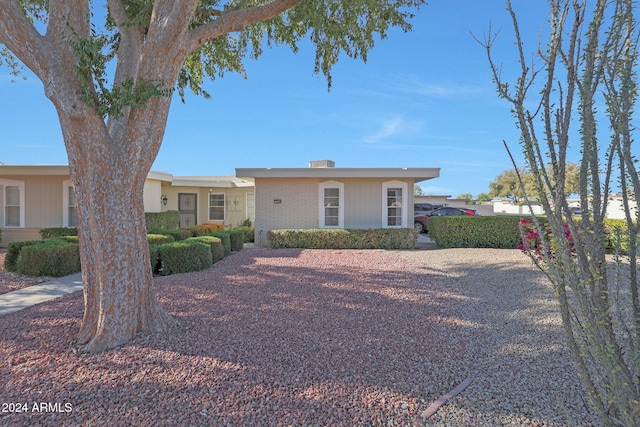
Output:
[
  {"left": 319, "top": 181, "right": 344, "bottom": 228},
  {"left": 208, "top": 193, "right": 225, "bottom": 221},
  {"left": 68, "top": 186, "right": 78, "bottom": 227},
  {"left": 382, "top": 180, "right": 408, "bottom": 228},
  {"left": 5, "top": 186, "right": 21, "bottom": 227},
  {"left": 62, "top": 180, "right": 78, "bottom": 227},
  {"left": 1, "top": 179, "right": 25, "bottom": 228}
]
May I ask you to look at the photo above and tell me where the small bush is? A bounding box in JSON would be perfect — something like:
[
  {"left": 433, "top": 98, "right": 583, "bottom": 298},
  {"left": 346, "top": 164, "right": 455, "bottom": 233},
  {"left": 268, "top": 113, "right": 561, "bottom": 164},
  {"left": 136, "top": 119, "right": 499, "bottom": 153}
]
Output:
[
  {"left": 267, "top": 228, "right": 419, "bottom": 249},
  {"left": 145, "top": 210, "right": 180, "bottom": 234},
  {"left": 228, "top": 230, "right": 245, "bottom": 252},
  {"left": 182, "top": 225, "right": 210, "bottom": 237},
  {"left": 186, "top": 236, "right": 224, "bottom": 263},
  {"left": 4, "top": 240, "right": 43, "bottom": 272},
  {"left": 39, "top": 227, "right": 78, "bottom": 239},
  {"left": 149, "top": 244, "right": 161, "bottom": 274},
  {"left": 233, "top": 226, "right": 255, "bottom": 243},
  {"left": 16, "top": 239, "right": 81, "bottom": 277},
  {"left": 197, "top": 223, "right": 225, "bottom": 233},
  {"left": 603, "top": 219, "right": 632, "bottom": 253},
  {"left": 160, "top": 229, "right": 193, "bottom": 241},
  {"left": 148, "top": 234, "right": 175, "bottom": 245},
  {"left": 208, "top": 232, "right": 231, "bottom": 256},
  {"left": 157, "top": 241, "right": 212, "bottom": 276}
]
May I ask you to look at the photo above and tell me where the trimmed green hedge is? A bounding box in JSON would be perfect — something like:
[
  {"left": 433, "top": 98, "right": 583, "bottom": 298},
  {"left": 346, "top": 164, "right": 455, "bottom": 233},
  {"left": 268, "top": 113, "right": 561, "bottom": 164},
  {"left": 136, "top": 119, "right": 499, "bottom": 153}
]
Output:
[
  {"left": 233, "top": 226, "right": 255, "bottom": 243},
  {"left": 267, "top": 228, "right": 419, "bottom": 249},
  {"left": 16, "top": 239, "right": 81, "bottom": 277},
  {"left": 428, "top": 216, "right": 528, "bottom": 249},
  {"left": 39, "top": 227, "right": 78, "bottom": 239},
  {"left": 145, "top": 210, "right": 180, "bottom": 234},
  {"left": 186, "top": 236, "right": 225, "bottom": 263},
  {"left": 160, "top": 229, "right": 193, "bottom": 241},
  {"left": 427, "top": 215, "right": 638, "bottom": 252},
  {"left": 148, "top": 234, "right": 175, "bottom": 245},
  {"left": 149, "top": 244, "right": 161, "bottom": 274},
  {"left": 157, "top": 241, "right": 212, "bottom": 276},
  {"left": 182, "top": 225, "right": 210, "bottom": 237},
  {"left": 4, "top": 240, "right": 43, "bottom": 272},
  {"left": 228, "top": 230, "right": 245, "bottom": 252},
  {"left": 208, "top": 232, "right": 232, "bottom": 256}
]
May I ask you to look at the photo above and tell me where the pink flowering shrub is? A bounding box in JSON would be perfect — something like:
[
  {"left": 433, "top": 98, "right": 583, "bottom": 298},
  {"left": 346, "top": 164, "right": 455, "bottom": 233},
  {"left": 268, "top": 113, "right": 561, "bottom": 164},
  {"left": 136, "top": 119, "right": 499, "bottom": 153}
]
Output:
[{"left": 518, "top": 218, "right": 576, "bottom": 260}]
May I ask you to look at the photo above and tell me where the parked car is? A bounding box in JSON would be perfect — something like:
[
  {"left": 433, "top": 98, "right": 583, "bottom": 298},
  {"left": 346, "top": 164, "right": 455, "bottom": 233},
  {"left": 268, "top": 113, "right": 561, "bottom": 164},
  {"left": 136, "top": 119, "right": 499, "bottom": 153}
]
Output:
[
  {"left": 414, "top": 203, "right": 434, "bottom": 216},
  {"left": 413, "top": 207, "right": 478, "bottom": 233}
]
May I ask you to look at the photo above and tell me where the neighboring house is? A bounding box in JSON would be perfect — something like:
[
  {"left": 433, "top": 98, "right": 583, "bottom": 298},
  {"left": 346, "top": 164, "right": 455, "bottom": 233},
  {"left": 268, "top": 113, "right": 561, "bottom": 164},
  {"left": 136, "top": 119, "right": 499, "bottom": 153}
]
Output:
[
  {"left": 0, "top": 165, "right": 255, "bottom": 246},
  {"left": 413, "top": 195, "right": 470, "bottom": 209},
  {"left": 236, "top": 161, "right": 440, "bottom": 247},
  {"left": 491, "top": 196, "right": 638, "bottom": 219}
]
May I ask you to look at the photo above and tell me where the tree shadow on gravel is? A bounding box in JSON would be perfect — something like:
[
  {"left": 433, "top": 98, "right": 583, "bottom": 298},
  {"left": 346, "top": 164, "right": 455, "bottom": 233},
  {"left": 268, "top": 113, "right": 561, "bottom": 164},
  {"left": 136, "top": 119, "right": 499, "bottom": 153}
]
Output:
[{"left": 0, "top": 248, "right": 595, "bottom": 426}]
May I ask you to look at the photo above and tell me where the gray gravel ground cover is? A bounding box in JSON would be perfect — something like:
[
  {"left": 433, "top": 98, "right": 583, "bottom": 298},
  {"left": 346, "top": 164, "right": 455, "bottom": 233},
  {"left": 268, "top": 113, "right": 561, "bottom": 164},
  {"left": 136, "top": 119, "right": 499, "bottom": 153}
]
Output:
[{"left": 0, "top": 247, "right": 596, "bottom": 426}]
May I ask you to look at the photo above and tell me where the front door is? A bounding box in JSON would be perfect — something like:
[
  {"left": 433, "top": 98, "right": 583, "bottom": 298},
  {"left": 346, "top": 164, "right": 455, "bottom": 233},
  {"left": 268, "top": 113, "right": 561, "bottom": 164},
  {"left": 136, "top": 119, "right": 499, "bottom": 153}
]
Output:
[{"left": 178, "top": 193, "right": 197, "bottom": 227}]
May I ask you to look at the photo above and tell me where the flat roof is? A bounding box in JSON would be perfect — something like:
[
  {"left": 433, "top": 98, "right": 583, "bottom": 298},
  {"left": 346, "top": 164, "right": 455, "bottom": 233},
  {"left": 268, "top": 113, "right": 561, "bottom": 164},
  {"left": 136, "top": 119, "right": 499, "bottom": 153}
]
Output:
[
  {"left": 170, "top": 175, "right": 254, "bottom": 188},
  {"left": 236, "top": 167, "right": 440, "bottom": 183}
]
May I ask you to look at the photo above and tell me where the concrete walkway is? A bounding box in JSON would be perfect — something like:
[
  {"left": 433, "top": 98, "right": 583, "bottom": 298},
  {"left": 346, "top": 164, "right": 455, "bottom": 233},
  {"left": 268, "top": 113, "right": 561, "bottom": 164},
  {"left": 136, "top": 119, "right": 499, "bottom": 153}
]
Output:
[{"left": 0, "top": 272, "right": 83, "bottom": 316}]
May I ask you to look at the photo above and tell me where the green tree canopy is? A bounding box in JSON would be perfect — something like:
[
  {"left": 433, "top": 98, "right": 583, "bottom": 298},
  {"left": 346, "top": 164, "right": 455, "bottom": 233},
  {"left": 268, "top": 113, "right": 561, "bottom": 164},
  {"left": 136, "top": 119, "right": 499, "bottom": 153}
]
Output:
[{"left": 489, "top": 163, "right": 579, "bottom": 202}]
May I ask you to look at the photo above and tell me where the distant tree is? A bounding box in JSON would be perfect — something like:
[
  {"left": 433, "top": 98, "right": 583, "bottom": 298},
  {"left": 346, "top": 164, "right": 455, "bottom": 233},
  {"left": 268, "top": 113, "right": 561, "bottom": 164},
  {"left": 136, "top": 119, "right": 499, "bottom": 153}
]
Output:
[
  {"left": 489, "top": 164, "right": 579, "bottom": 202},
  {"left": 476, "top": 192, "right": 491, "bottom": 203},
  {"left": 414, "top": 184, "right": 424, "bottom": 196},
  {"left": 0, "top": 0, "right": 426, "bottom": 353},
  {"left": 482, "top": 0, "right": 640, "bottom": 424},
  {"left": 488, "top": 168, "right": 529, "bottom": 202},
  {"left": 456, "top": 192, "right": 473, "bottom": 200}
]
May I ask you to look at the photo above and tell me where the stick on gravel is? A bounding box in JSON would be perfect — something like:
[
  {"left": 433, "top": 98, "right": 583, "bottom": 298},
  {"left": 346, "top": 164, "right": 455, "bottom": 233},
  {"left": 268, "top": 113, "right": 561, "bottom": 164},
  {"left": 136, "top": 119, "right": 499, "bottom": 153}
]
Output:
[{"left": 422, "top": 377, "right": 473, "bottom": 419}]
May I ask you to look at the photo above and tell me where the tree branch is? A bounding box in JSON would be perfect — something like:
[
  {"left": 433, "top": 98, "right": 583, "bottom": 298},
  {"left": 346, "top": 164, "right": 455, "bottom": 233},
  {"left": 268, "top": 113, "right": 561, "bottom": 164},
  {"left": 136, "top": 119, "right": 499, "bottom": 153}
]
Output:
[
  {"left": 0, "top": 0, "right": 49, "bottom": 76},
  {"left": 187, "top": 0, "right": 300, "bottom": 53}
]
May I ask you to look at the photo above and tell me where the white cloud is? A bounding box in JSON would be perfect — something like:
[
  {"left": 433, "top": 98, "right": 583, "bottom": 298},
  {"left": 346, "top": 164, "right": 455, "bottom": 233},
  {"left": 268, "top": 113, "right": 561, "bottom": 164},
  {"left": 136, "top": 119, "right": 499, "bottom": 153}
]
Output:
[
  {"left": 392, "top": 75, "right": 485, "bottom": 99},
  {"left": 363, "top": 115, "right": 425, "bottom": 144}
]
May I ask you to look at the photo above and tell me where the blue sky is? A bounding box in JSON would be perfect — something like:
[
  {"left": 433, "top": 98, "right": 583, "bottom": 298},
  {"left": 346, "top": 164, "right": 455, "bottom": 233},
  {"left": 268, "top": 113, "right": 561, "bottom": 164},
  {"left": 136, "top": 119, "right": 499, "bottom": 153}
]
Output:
[{"left": 0, "top": 1, "right": 554, "bottom": 198}]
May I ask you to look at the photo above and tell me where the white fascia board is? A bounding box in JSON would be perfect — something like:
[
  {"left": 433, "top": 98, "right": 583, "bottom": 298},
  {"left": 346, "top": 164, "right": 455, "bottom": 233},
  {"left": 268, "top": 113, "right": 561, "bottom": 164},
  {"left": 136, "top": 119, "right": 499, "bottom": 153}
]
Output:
[
  {"left": 235, "top": 167, "right": 440, "bottom": 181},
  {"left": 147, "top": 170, "right": 174, "bottom": 183},
  {"left": 171, "top": 175, "right": 254, "bottom": 188}
]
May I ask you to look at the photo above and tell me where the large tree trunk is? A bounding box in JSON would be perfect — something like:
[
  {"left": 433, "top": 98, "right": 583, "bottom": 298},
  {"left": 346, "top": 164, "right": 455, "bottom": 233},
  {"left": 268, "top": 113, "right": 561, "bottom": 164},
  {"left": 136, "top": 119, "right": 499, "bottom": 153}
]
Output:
[{"left": 60, "top": 112, "right": 176, "bottom": 353}]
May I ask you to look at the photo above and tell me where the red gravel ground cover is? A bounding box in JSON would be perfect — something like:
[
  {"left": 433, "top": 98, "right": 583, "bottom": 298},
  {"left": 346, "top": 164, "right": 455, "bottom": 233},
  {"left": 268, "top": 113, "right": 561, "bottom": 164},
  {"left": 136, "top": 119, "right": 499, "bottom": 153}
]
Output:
[{"left": 0, "top": 248, "right": 593, "bottom": 426}]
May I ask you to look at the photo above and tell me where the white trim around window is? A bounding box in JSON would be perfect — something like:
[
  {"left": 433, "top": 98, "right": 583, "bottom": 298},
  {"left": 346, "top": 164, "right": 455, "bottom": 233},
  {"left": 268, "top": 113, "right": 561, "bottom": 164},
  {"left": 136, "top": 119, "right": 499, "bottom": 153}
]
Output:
[
  {"left": 62, "top": 179, "right": 78, "bottom": 227},
  {"left": 0, "top": 178, "right": 25, "bottom": 228},
  {"left": 208, "top": 192, "right": 225, "bottom": 222},
  {"left": 382, "top": 180, "right": 408, "bottom": 228},
  {"left": 319, "top": 180, "right": 344, "bottom": 228}
]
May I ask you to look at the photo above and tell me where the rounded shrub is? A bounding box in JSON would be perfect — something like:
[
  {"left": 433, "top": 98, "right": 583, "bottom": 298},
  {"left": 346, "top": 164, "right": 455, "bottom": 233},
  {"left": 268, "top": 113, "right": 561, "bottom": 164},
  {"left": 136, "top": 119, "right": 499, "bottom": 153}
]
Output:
[
  {"left": 148, "top": 234, "right": 175, "bottom": 245},
  {"left": 157, "top": 241, "right": 212, "bottom": 276},
  {"left": 186, "top": 236, "right": 224, "bottom": 263},
  {"left": 16, "top": 239, "right": 81, "bottom": 277},
  {"left": 4, "top": 240, "right": 43, "bottom": 272},
  {"left": 160, "top": 229, "right": 193, "bottom": 241},
  {"left": 207, "top": 232, "right": 231, "bottom": 256}
]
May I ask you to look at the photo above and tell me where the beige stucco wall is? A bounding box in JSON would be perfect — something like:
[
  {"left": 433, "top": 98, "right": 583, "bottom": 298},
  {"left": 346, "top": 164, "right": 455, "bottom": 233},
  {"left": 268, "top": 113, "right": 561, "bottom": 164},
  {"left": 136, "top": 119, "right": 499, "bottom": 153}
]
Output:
[
  {"left": 2, "top": 175, "right": 68, "bottom": 228},
  {"left": 160, "top": 184, "right": 254, "bottom": 229},
  {"left": 143, "top": 179, "right": 163, "bottom": 213},
  {"left": 254, "top": 177, "right": 415, "bottom": 246}
]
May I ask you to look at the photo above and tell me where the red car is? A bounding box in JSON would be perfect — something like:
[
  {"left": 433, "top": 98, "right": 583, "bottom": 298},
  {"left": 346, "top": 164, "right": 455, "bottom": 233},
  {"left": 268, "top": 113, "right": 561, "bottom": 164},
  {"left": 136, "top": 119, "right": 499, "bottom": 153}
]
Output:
[{"left": 413, "top": 207, "right": 478, "bottom": 233}]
